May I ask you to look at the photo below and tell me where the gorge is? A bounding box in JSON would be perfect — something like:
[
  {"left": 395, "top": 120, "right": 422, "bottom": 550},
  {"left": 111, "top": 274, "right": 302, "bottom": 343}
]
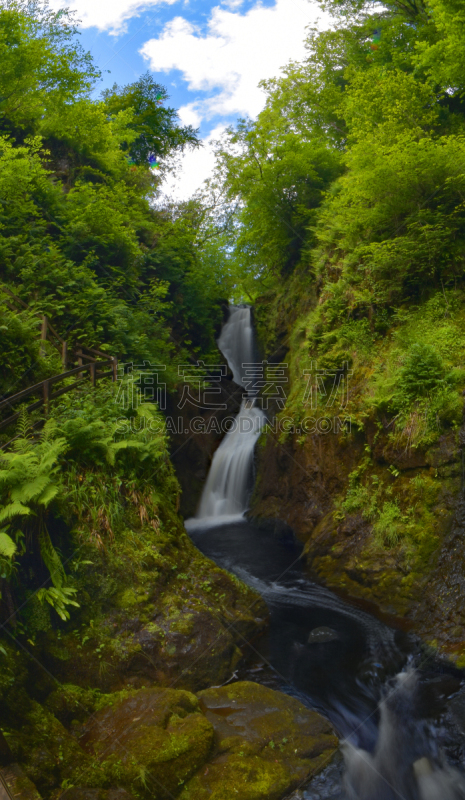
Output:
[
  {"left": 184, "top": 305, "right": 465, "bottom": 800},
  {"left": 2, "top": 0, "right": 465, "bottom": 797}
]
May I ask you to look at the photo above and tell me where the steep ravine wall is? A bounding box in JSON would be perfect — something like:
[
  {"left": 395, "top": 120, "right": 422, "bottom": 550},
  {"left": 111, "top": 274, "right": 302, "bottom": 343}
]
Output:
[
  {"left": 246, "top": 277, "right": 465, "bottom": 663},
  {"left": 250, "top": 378, "right": 465, "bottom": 663}
]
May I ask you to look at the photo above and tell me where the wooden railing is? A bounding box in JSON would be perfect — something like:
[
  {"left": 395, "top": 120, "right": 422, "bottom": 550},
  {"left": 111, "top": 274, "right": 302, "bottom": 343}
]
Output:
[
  {"left": 2, "top": 286, "right": 69, "bottom": 367},
  {"left": 0, "top": 285, "right": 118, "bottom": 436},
  {"left": 0, "top": 356, "right": 117, "bottom": 433}
]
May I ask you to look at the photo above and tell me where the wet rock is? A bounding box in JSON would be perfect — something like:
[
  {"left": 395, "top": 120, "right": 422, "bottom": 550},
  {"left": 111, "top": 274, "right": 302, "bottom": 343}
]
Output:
[
  {"left": 167, "top": 377, "right": 243, "bottom": 518},
  {"left": 79, "top": 688, "right": 215, "bottom": 800},
  {"left": 182, "top": 681, "right": 338, "bottom": 800},
  {"left": 251, "top": 431, "right": 354, "bottom": 542},
  {"left": 251, "top": 412, "right": 465, "bottom": 658},
  {"left": 307, "top": 627, "right": 339, "bottom": 644}
]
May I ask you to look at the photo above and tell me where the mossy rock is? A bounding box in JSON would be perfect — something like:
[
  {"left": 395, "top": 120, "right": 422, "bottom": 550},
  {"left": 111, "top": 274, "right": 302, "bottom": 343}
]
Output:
[
  {"left": 79, "top": 688, "right": 215, "bottom": 799},
  {"left": 181, "top": 681, "right": 338, "bottom": 800},
  {"left": 38, "top": 524, "right": 267, "bottom": 694},
  {"left": 2, "top": 700, "right": 91, "bottom": 797}
]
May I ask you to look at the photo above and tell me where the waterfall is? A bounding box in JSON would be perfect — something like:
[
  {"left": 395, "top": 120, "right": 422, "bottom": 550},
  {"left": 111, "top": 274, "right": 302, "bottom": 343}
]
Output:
[
  {"left": 217, "top": 305, "right": 255, "bottom": 386},
  {"left": 185, "top": 306, "right": 265, "bottom": 530},
  {"left": 185, "top": 313, "right": 465, "bottom": 800}
]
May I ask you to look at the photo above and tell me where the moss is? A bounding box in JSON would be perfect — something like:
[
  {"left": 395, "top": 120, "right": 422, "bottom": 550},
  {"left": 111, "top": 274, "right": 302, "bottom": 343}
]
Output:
[
  {"left": 183, "top": 682, "right": 337, "bottom": 800},
  {"left": 3, "top": 699, "right": 91, "bottom": 796},
  {"left": 31, "top": 512, "right": 266, "bottom": 695},
  {"left": 180, "top": 756, "right": 294, "bottom": 800},
  {"left": 78, "top": 688, "right": 215, "bottom": 799},
  {"left": 454, "top": 653, "right": 465, "bottom": 669}
]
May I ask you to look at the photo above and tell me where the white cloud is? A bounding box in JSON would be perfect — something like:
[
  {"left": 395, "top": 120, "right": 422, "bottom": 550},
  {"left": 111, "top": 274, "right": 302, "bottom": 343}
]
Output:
[
  {"left": 160, "top": 124, "right": 227, "bottom": 202},
  {"left": 49, "top": 0, "right": 179, "bottom": 34},
  {"left": 140, "top": 0, "right": 330, "bottom": 121},
  {"left": 177, "top": 102, "right": 202, "bottom": 128},
  {"left": 221, "top": 0, "right": 244, "bottom": 8}
]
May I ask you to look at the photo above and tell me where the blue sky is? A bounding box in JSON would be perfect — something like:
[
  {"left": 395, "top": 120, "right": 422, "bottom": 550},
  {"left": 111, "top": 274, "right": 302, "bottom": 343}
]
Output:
[{"left": 51, "top": 0, "right": 329, "bottom": 197}]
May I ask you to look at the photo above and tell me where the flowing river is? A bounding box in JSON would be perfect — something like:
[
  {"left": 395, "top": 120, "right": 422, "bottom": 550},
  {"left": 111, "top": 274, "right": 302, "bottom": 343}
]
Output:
[{"left": 185, "top": 306, "right": 465, "bottom": 800}]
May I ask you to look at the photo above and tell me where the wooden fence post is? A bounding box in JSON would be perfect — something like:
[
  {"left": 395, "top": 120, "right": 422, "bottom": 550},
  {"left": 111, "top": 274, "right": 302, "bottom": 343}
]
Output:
[
  {"left": 76, "top": 348, "right": 83, "bottom": 378},
  {"left": 43, "top": 380, "right": 50, "bottom": 415},
  {"left": 90, "top": 362, "right": 96, "bottom": 387},
  {"left": 61, "top": 341, "right": 67, "bottom": 371},
  {"left": 112, "top": 357, "right": 118, "bottom": 383},
  {"left": 40, "top": 316, "right": 47, "bottom": 357}
]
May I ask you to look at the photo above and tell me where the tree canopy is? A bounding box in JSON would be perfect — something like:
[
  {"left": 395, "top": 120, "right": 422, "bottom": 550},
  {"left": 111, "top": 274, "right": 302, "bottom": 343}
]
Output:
[{"left": 0, "top": 0, "right": 228, "bottom": 399}]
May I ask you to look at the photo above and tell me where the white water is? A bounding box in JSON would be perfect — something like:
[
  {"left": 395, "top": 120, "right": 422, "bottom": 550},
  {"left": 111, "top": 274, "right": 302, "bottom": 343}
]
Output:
[
  {"left": 185, "top": 306, "right": 265, "bottom": 530},
  {"left": 217, "top": 305, "right": 255, "bottom": 386}
]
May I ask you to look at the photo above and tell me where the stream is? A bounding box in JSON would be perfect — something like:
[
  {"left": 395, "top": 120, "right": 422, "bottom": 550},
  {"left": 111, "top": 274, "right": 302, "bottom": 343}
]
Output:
[{"left": 185, "top": 306, "right": 465, "bottom": 800}]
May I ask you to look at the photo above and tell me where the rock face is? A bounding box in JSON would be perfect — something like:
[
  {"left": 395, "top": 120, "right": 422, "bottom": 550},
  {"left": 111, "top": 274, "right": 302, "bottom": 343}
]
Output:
[
  {"left": 251, "top": 421, "right": 465, "bottom": 659},
  {"left": 182, "top": 682, "right": 338, "bottom": 800},
  {"left": 251, "top": 427, "right": 355, "bottom": 541},
  {"left": 36, "top": 519, "right": 268, "bottom": 694},
  {"left": 167, "top": 376, "right": 243, "bottom": 518},
  {"left": 0, "top": 509, "right": 267, "bottom": 799}
]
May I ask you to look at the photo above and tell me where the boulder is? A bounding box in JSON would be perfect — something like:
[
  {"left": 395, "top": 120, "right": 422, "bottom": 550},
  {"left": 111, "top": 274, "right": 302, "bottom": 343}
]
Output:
[
  {"left": 182, "top": 681, "right": 338, "bottom": 800},
  {"left": 79, "top": 688, "right": 215, "bottom": 800}
]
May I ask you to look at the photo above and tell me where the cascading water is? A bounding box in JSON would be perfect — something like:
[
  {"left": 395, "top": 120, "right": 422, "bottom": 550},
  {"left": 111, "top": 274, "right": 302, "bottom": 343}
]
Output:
[
  {"left": 185, "top": 307, "right": 465, "bottom": 800},
  {"left": 185, "top": 306, "right": 265, "bottom": 529},
  {"left": 217, "top": 304, "right": 255, "bottom": 385}
]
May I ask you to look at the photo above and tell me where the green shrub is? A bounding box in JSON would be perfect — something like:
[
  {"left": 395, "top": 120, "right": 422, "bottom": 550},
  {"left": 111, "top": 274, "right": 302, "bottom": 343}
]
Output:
[
  {"left": 373, "top": 501, "right": 404, "bottom": 547},
  {"left": 395, "top": 343, "right": 445, "bottom": 406}
]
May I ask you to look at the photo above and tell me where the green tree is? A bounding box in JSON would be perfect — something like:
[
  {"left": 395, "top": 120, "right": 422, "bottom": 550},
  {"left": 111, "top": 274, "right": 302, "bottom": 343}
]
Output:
[
  {"left": 0, "top": 0, "right": 99, "bottom": 134},
  {"left": 103, "top": 73, "right": 199, "bottom": 165}
]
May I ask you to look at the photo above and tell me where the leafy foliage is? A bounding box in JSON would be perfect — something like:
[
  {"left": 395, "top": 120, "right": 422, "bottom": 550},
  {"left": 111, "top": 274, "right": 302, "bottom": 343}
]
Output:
[
  {"left": 0, "top": 379, "right": 177, "bottom": 622},
  {"left": 395, "top": 343, "right": 445, "bottom": 405},
  {"left": 102, "top": 73, "right": 199, "bottom": 165},
  {"left": 0, "top": 2, "right": 229, "bottom": 401}
]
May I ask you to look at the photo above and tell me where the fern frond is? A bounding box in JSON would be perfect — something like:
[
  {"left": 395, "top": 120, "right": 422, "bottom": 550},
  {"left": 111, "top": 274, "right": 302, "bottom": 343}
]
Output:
[
  {"left": 0, "top": 531, "right": 16, "bottom": 559},
  {"left": 36, "top": 483, "right": 60, "bottom": 508},
  {"left": 41, "top": 419, "right": 57, "bottom": 442},
  {"left": 39, "top": 527, "right": 66, "bottom": 589},
  {"left": 37, "top": 586, "right": 79, "bottom": 621},
  {"left": 36, "top": 438, "right": 67, "bottom": 472},
  {"left": 17, "top": 406, "right": 33, "bottom": 441},
  {"left": 0, "top": 502, "right": 32, "bottom": 524},
  {"left": 10, "top": 475, "right": 51, "bottom": 503}
]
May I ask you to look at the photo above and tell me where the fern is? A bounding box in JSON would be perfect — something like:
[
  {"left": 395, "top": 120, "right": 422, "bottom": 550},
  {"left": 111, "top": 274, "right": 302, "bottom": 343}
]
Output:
[
  {"left": 0, "top": 502, "right": 31, "bottom": 524},
  {"left": 39, "top": 527, "right": 66, "bottom": 589},
  {"left": 0, "top": 531, "right": 16, "bottom": 559},
  {"left": 16, "top": 405, "right": 33, "bottom": 443},
  {"left": 36, "top": 586, "right": 79, "bottom": 621},
  {"left": 106, "top": 439, "right": 144, "bottom": 466},
  {"left": 0, "top": 419, "right": 71, "bottom": 612}
]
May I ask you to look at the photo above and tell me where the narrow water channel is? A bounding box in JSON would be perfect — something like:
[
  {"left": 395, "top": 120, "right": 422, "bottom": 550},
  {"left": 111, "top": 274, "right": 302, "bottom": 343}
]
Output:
[{"left": 185, "top": 306, "right": 465, "bottom": 800}]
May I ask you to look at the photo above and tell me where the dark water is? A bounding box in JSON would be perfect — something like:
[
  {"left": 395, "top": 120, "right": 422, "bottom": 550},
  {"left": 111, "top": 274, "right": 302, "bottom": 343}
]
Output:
[{"left": 188, "top": 518, "right": 465, "bottom": 800}]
